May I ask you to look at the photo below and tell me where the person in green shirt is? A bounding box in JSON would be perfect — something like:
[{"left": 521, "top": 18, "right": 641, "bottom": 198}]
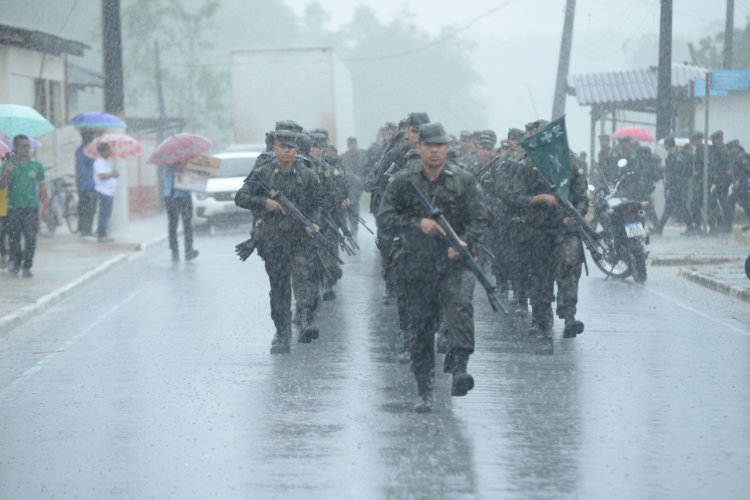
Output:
[{"left": 0, "top": 135, "right": 47, "bottom": 277}]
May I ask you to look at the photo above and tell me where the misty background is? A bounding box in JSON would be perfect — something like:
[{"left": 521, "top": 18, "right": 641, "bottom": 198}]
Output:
[{"left": 3, "top": 0, "right": 737, "bottom": 150}]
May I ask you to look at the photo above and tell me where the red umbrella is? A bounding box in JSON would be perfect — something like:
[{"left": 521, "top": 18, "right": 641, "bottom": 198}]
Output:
[
  {"left": 148, "top": 133, "right": 212, "bottom": 166},
  {"left": 85, "top": 133, "right": 142, "bottom": 159},
  {"left": 612, "top": 127, "right": 655, "bottom": 143}
]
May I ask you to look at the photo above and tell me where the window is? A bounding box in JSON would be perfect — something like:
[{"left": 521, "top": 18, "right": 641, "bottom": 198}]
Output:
[{"left": 34, "top": 78, "right": 64, "bottom": 127}]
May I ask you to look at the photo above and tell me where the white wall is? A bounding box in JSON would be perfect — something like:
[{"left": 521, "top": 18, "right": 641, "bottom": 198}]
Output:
[{"left": 694, "top": 92, "right": 750, "bottom": 146}]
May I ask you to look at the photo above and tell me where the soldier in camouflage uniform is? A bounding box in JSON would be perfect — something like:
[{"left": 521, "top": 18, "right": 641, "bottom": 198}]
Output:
[
  {"left": 727, "top": 139, "right": 750, "bottom": 222},
  {"left": 708, "top": 131, "right": 733, "bottom": 233},
  {"left": 481, "top": 129, "right": 524, "bottom": 298},
  {"left": 308, "top": 132, "right": 349, "bottom": 301},
  {"left": 379, "top": 123, "right": 490, "bottom": 413},
  {"left": 234, "top": 130, "right": 322, "bottom": 354},
  {"left": 341, "top": 137, "right": 368, "bottom": 234},
  {"left": 658, "top": 136, "right": 690, "bottom": 232},
  {"left": 504, "top": 122, "right": 589, "bottom": 337}
]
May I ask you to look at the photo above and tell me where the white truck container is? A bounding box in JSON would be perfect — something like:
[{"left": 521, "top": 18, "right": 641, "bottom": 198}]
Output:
[{"left": 231, "top": 47, "right": 356, "bottom": 151}]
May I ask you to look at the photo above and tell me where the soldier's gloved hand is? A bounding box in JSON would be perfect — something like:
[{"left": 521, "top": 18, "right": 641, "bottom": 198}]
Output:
[
  {"left": 563, "top": 216, "right": 576, "bottom": 226},
  {"left": 265, "top": 198, "right": 285, "bottom": 213},
  {"left": 305, "top": 224, "right": 320, "bottom": 238},
  {"left": 530, "top": 194, "right": 558, "bottom": 207},
  {"left": 420, "top": 218, "right": 445, "bottom": 236}
]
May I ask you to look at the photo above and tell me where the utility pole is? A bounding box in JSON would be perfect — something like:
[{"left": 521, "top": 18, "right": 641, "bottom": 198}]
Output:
[
  {"left": 155, "top": 41, "right": 166, "bottom": 142},
  {"left": 552, "top": 0, "right": 576, "bottom": 120},
  {"left": 724, "top": 0, "right": 735, "bottom": 69},
  {"left": 656, "top": 0, "right": 673, "bottom": 140},
  {"left": 102, "top": 0, "right": 124, "bottom": 115}
]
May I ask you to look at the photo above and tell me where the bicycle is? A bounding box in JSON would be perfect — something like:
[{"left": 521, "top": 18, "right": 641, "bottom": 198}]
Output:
[{"left": 41, "top": 175, "right": 79, "bottom": 235}]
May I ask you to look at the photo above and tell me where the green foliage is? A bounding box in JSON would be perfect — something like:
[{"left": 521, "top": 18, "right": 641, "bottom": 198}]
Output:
[
  {"left": 299, "top": 4, "right": 486, "bottom": 142},
  {"left": 691, "top": 21, "right": 750, "bottom": 69},
  {"left": 122, "top": 0, "right": 228, "bottom": 140},
  {"left": 122, "top": 0, "right": 485, "bottom": 145}
]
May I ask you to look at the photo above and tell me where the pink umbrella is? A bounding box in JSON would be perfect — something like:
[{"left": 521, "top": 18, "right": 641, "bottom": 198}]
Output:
[
  {"left": 85, "top": 133, "right": 142, "bottom": 159},
  {"left": 612, "top": 127, "right": 655, "bottom": 143},
  {"left": 148, "top": 133, "right": 212, "bottom": 166}
]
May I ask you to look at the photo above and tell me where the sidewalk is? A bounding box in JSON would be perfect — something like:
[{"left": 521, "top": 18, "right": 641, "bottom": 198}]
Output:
[
  {"left": 649, "top": 223, "right": 750, "bottom": 303},
  {"left": 0, "top": 214, "right": 168, "bottom": 333}
]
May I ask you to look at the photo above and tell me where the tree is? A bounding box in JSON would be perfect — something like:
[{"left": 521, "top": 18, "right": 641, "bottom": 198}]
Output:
[
  {"left": 122, "top": 0, "right": 228, "bottom": 138},
  {"left": 690, "top": 21, "right": 750, "bottom": 68},
  {"left": 319, "top": 6, "right": 487, "bottom": 142}
]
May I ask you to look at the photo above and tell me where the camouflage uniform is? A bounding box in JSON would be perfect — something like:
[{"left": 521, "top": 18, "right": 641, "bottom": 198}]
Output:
[
  {"left": 379, "top": 153, "right": 489, "bottom": 407},
  {"left": 504, "top": 152, "right": 588, "bottom": 336},
  {"left": 340, "top": 144, "right": 368, "bottom": 232},
  {"left": 659, "top": 144, "right": 690, "bottom": 231},
  {"left": 234, "top": 155, "right": 321, "bottom": 351},
  {"left": 728, "top": 142, "right": 750, "bottom": 222}
]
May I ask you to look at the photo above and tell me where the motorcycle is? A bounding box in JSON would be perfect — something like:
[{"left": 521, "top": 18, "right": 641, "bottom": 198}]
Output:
[{"left": 588, "top": 158, "right": 650, "bottom": 283}]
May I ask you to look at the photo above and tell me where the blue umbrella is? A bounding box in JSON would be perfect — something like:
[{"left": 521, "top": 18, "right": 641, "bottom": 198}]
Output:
[
  {"left": 0, "top": 104, "right": 55, "bottom": 138},
  {"left": 70, "top": 111, "right": 126, "bottom": 129}
]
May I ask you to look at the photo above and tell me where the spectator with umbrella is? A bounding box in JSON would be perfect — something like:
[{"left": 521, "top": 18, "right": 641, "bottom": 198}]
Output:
[
  {"left": 74, "top": 129, "right": 100, "bottom": 238},
  {"left": 149, "top": 133, "right": 212, "bottom": 262},
  {"left": 0, "top": 135, "right": 47, "bottom": 277},
  {"left": 70, "top": 112, "right": 125, "bottom": 238}
]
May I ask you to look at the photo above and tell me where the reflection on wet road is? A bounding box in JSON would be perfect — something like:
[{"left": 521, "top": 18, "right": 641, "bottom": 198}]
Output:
[{"left": 0, "top": 223, "right": 749, "bottom": 499}]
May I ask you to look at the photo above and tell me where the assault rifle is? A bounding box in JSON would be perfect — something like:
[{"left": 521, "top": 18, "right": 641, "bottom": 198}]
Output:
[
  {"left": 530, "top": 168, "right": 613, "bottom": 276},
  {"left": 407, "top": 180, "right": 508, "bottom": 314},
  {"left": 352, "top": 213, "right": 374, "bottom": 234},
  {"left": 239, "top": 175, "right": 344, "bottom": 266},
  {"left": 324, "top": 216, "right": 357, "bottom": 256}
]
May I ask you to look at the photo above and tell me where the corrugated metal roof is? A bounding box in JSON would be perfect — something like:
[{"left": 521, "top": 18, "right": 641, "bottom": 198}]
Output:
[
  {"left": 66, "top": 63, "right": 104, "bottom": 89},
  {"left": 569, "top": 63, "right": 707, "bottom": 106}
]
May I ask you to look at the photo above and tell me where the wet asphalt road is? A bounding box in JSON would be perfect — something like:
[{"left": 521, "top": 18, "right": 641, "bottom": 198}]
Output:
[{"left": 1, "top": 223, "right": 749, "bottom": 499}]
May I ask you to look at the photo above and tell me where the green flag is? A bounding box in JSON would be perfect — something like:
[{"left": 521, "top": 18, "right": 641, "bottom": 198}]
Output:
[{"left": 520, "top": 116, "right": 572, "bottom": 199}]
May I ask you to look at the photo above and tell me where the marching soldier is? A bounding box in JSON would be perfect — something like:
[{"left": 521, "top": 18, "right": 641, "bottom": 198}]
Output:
[
  {"left": 234, "top": 130, "right": 323, "bottom": 354},
  {"left": 379, "top": 123, "right": 490, "bottom": 413}
]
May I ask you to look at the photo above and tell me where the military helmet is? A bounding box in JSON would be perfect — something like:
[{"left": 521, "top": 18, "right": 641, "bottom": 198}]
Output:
[
  {"left": 507, "top": 128, "right": 523, "bottom": 140},
  {"left": 419, "top": 123, "right": 451, "bottom": 144},
  {"left": 309, "top": 132, "right": 328, "bottom": 148},
  {"left": 275, "top": 120, "right": 302, "bottom": 133},
  {"left": 406, "top": 112, "right": 430, "bottom": 127},
  {"left": 274, "top": 129, "right": 298, "bottom": 148}
]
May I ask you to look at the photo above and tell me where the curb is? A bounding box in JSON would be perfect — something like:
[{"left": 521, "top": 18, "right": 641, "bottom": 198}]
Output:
[
  {"left": 651, "top": 257, "right": 743, "bottom": 266},
  {"left": 0, "top": 233, "right": 168, "bottom": 334},
  {"left": 678, "top": 268, "right": 750, "bottom": 304}
]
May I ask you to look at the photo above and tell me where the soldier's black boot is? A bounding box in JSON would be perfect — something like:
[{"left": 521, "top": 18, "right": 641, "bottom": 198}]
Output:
[
  {"left": 529, "top": 303, "right": 553, "bottom": 338},
  {"left": 270, "top": 323, "right": 291, "bottom": 354},
  {"left": 563, "top": 315, "right": 584, "bottom": 338},
  {"left": 322, "top": 283, "right": 336, "bottom": 301},
  {"left": 414, "top": 371, "right": 434, "bottom": 414},
  {"left": 450, "top": 351, "right": 474, "bottom": 397},
  {"left": 298, "top": 308, "right": 320, "bottom": 343}
]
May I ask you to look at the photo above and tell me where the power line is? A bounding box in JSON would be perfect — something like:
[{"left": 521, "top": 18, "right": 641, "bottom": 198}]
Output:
[
  {"left": 583, "top": 2, "right": 656, "bottom": 60},
  {"left": 340, "top": 0, "right": 516, "bottom": 63}
]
